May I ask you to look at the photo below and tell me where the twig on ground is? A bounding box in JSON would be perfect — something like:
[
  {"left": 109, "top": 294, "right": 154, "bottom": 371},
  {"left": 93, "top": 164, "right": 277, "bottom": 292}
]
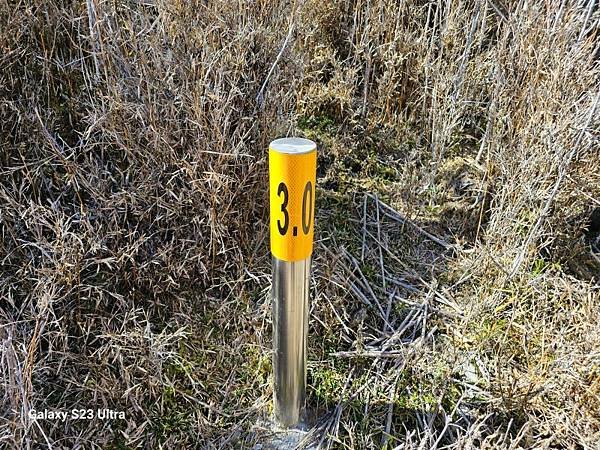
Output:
[
  {"left": 341, "top": 247, "right": 393, "bottom": 330},
  {"left": 367, "top": 193, "right": 452, "bottom": 250},
  {"left": 361, "top": 194, "right": 368, "bottom": 261},
  {"left": 374, "top": 194, "right": 387, "bottom": 290}
]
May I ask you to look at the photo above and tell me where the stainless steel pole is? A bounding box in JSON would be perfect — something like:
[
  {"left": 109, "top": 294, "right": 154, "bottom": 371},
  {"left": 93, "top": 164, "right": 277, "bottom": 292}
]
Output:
[
  {"left": 268, "top": 137, "right": 316, "bottom": 428},
  {"left": 272, "top": 257, "right": 310, "bottom": 427}
]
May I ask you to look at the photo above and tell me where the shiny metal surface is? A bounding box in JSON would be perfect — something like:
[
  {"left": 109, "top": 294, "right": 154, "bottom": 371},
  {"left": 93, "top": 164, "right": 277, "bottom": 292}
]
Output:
[{"left": 272, "top": 256, "right": 310, "bottom": 427}]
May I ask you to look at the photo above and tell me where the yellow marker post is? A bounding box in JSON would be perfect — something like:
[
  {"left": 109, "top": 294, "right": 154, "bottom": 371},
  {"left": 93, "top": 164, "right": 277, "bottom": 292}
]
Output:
[{"left": 269, "top": 137, "right": 316, "bottom": 428}]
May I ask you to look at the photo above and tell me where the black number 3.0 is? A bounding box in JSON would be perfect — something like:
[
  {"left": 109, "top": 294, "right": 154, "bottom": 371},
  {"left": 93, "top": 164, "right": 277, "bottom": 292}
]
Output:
[{"left": 277, "top": 182, "right": 289, "bottom": 235}]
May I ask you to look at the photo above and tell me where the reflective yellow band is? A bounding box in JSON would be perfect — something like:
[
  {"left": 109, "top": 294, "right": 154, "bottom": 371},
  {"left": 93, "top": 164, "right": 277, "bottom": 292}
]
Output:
[{"left": 269, "top": 144, "right": 317, "bottom": 262}]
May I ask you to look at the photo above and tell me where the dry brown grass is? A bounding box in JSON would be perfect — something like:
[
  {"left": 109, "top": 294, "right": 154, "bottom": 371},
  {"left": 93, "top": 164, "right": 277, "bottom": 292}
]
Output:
[{"left": 1, "top": 0, "right": 599, "bottom": 448}]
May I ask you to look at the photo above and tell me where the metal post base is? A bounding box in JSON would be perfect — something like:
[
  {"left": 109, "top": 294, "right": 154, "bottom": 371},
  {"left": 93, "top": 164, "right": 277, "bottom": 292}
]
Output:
[{"left": 272, "top": 256, "right": 310, "bottom": 427}]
